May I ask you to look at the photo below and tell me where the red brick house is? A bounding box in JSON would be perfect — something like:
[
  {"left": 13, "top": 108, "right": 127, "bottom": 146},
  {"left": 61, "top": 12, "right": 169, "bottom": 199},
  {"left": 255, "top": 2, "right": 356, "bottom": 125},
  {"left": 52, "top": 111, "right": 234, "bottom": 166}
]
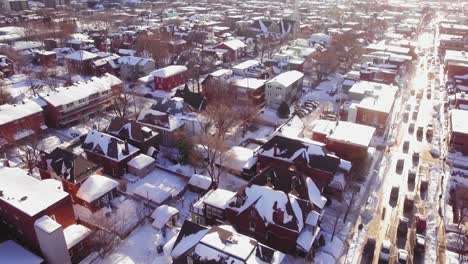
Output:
[
  {"left": 33, "top": 50, "right": 56, "bottom": 67},
  {"left": 0, "top": 166, "right": 91, "bottom": 263},
  {"left": 153, "top": 65, "right": 188, "bottom": 91},
  {"left": 213, "top": 39, "right": 247, "bottom": 62},
  {"left": 256, "top": 135, "right": 348, "bottom": 190},
  {"left": 136, "top": 108, "right": 184, "bottom": 146},
  {"left": 106, "top": 117, "right": 160, "bottom": 154},
  {"left": 41, "top": 73, "right": 122, "bottom": 128},
  {"left": 81, "top": 130, "right": 140, "bottom": 178},
  {"left": 225, "top": 183, "right": 321, "bottom": 256},
  {"left": 38, "top": 147, "right": 103, "bottom": 202},
  {"left": 0, "top": 101, "right": 47, "bottom": 146},
  {"left": 450, "top": 109, "right": 468, "bottom": 155},
  {"left": 65, "top": 50, "right": 97, "bottom": 75},
  {"left": 311, "top": 120, "right": 376, "bottom": 161},
  {"left": 347, "top": 80, "right": 398, "bottom": 133},
  {"left": 0, "top": 55, "right": 14, "bottom": 78}
]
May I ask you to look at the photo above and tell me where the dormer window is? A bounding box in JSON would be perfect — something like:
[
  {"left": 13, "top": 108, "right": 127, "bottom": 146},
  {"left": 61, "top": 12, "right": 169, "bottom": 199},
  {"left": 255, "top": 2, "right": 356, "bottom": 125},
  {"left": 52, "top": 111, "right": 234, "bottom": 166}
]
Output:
[{"left": 249, "top": 220, "right": 256, "bottom": 232}]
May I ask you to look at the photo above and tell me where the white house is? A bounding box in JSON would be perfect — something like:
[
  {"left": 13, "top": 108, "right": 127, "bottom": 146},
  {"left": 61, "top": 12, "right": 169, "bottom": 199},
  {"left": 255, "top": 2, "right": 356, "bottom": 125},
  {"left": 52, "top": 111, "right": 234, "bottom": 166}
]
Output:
[{"left": 265, "top": 70, "right": 304, "bottom": 109}]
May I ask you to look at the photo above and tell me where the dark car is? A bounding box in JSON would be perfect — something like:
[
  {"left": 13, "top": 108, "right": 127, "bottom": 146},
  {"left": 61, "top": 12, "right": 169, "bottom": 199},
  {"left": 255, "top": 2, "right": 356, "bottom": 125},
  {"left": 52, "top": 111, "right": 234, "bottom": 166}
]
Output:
[
  {"left": 362, "top": 238, "right": 376, "bottom": 262},
  {"left": 398, "top": 216, "right": 409, "bottom": 234},
  {"left": 403, "top": 141, "right": 410, "bottom": 153},
  {"left": 404, "top": 194, "right": 415, "bottom": 212},
  {"left": 390, "top": 184, "right": 400, "bottom": 203},
  {"left": 408, "top": 169, "right": 416, "bottom": 184}
]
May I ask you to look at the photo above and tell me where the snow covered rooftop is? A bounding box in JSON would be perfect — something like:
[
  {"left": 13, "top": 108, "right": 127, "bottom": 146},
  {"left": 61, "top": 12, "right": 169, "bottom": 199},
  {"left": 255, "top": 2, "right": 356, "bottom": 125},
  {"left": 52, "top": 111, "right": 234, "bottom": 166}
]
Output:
[
  {"left": 219, "top": 39, "right": 247, "bottom": 50},
  {"left": 82, "top": 130, "right": 139, "bottom": 161},
  {"left": 202, "top": 189, "right": 236, "bottom": 209},
  {"left": 127, "top": 154, "right": 155, "bottom": 169},
  {"left": 65, "top": 50, "right": 98, "bottom": 61},
  {"left": 188, "top": 174, "right": 212, "bottom": 190},
  {"left": 306, "top": 178, "right": 327, "bottom": 209},
  {"left": 0, "top": 101, "right": 43, "bottom": 126},
  {"left": 41, "top": 73, "right": 121, "bottom": 107},
  {"left": 0, "top": 240, "right": 43, "bottom": 264},
  {"left": 137, "top": 108, "right": 184, "bottom": 132},
  {"left": 0, "top": 167, "right": 68, "bottom": 217},
  {"left": 118, "top": 56, "right": 154, "bottom": 66},
  {"left": 451, "top": 109, "right": 468, "bottom": 134},
  {"left": 217, "top": 146, "right": 255, "bottom": 172},
  {"left": 234, "top": 77, "right": 266, "bottom": 90},
  {"left": 312, "top": 120, "right": 375, "bottom": 147},
  {"left": 34, "top": 215, "right": 61, "bottom": 234},
  {"left": 63, "top": 224, "right": 91, "bottom": 249},
  {"left": 150, "top": 205, "right": 179, "bottom": 229},
  {"left": 267, "top": 70, "right": 304, "bottom": 87},
  {"left": 152, "top": 65, "right": 187, "bottom": 78},
  {"left": 349, "top": 81, "right": 398, "bottom": 113},
  {"left": 76, "top": 175, "right": 119, "bottom": 203},
  {"left": 232, "top": 60, "right": 260, "bottom": 71}
]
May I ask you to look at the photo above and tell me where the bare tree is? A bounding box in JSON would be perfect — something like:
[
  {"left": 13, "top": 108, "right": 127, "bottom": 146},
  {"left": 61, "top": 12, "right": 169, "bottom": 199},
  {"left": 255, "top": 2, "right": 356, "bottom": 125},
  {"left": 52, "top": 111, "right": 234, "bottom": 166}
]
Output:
[
  {"left": 0, "top": 81, "right": 13, "bottom": 105},
  {"left": 14, "top": 136, "right": 42, "bottom": 174},
  {"left": 135, "top": 33, "right": 172, "bottom": 67},
  {"left": 312, "top": 48, "right": 340, "bottom": 84},
  {"left": 112, "top": 93, "right": 131, "bottom": 119}
]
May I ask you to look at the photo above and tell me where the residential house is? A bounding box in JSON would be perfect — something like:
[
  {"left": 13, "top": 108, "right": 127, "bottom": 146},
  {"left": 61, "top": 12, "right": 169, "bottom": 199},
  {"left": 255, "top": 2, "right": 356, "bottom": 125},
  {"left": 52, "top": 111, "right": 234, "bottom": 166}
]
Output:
[
  {"left": 225, "top": 183, "right": 321, "bottom": 256},
  {"left": 450, "top": 109, "right": 468, "bottom": 155},
  {"left": 41, "top": 73, "right": 122, "bottom": 128},
  {"left": 444, "top": 50, "right": 468, "bottom": 78},
  {"left": 91, "top": 54, "right": 120, "bottom": 76},
  {"left": 81, "top": 130, "right": 140, "bottom": 178},
  {"left": 38, "top": 147, "right": 103, "bottom": 203},
  {"left": 0, "top": 101, "right": 47, "bottom": 146},
  {"left": 311, "top": 120, "right": 376, "bottom": 161},
  {"left": 439, "top": 23, "right": 468, "bottom": 36},
  {"left": 0, "top": 166, "right": 91, "bottom": 264},
  {"left": 65, "top": 50, "right": 97, "bottom": 75},
  {"left": 233, "top": 78, "right": 266, "bottom": 107},
  {"left": 187, "top": 174, "right": 212, "bottom": 194},
  {"left": 265, "top": 70, "right": 304, "bottom": 109},
  {"left": 213, "top": 39, "right": 247, "bottom": 62},
  {"left": 137, "top": 108, "right": 184, "bottom": 146},
  {"left": 0, "top": 55, "right": 14, "bottom": 78},
  {"left": 127, "top": 154, "right": 156, "bottom": 177},
  {"left": 168, "top": 221, "right": 285, "bottom": 264},
  {"left": 256, "top": 135, "right": 351, "bottom": 191},
  {"left": 173, "top": 85, "right": 206, "bottom": 111},
  {"left": 33, "top": 50, "right": 57, "bottom": 67},
  {"left": 75, "top": 175, "right": 119, "bottom": 212},
  {"left": 250, "top": 18, "right": 299, "bottom": 38},
  {"left": 190, "top": 188, "right": 236, "bottom": 226},
  {"left": 106, "top": 117, "right": 160, "bottom": 153},
  {"left": 118, "top": 56, "right": 156, "bottom": 81},
  {"left": 346, "top": 80, "right": 398, "bottom": 133},
  {"left": 146, "top": 65, "right": 187, "bottom": 91},
  {"left": 232, "top": 60, "right": 269, "bottom": 79}
]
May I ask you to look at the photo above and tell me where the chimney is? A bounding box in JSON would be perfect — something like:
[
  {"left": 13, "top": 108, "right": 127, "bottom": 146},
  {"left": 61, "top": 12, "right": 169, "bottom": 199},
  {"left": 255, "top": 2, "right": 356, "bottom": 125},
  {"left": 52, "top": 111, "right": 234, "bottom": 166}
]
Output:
[
  {"left": 273, "top": 208, "right": 284, "bottom": 224},
  {"left": 123, "top": 140, "right": 130, "bottom": 155},
  {"left": 273, "top": 143, "right": 278, "bottom": 157}
]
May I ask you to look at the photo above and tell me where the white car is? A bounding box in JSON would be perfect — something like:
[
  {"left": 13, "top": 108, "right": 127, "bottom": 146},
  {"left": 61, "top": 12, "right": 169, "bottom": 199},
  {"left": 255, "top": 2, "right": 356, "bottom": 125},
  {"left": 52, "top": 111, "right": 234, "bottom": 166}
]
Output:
[
  {"left": 398, "top": 249, "right": 408, "bottom": 264},
  {"left": 379, "top": 239, "right": 392, "bottom": 261}
]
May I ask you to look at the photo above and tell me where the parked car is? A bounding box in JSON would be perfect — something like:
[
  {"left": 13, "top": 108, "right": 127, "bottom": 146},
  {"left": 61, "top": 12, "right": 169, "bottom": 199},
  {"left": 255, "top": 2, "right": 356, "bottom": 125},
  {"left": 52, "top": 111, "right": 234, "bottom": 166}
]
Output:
[
  {"left": 413, "top": 150, "right": 420, "bottom": 164},
  {"left": 427, "top": 91, "right": 432, "bottom": 99},
  {"left": 417, "top": 126, "right": 424, "bottom": 139},
  {"left": 390, "top": 184, "right": 400, "bottom": 203},
  {"left": 379, "top": 240, "right": 392, "bottom": 261},
  {"left": 403, "top": 141, "right": 410, "bottom": 153},
  {"left": 398, "top": 216, "right": 409, "bottom": 234},
  {"left": 412, "top": 111, "right": 418, "bottom": 120},
  {"left": 426, "top": 124, "right": 434, "bottom": 139},
  {"left": 408, "top": 169, "right": 416, "bottom": 184},
  {"left": 362, "top": 238, "right": 376, "bottom": 262},
  {"left": 403, "top": 110, "right": 409, "bottom": 122},
  {"left": 416, "top": 214, "right": 427, "bottom": 234},
  {"left": 415, "top": 234, "right": 426, "bottom": 253},
  {"left": 409, "top": 123, "right": 415, "bottom": 134},
  {"left": 398, "top": 249, "right": 409, "bottom": 264},
  {"left": 404, "top": 193, "right": 415, "bottom": 212},
  {"left": 396, "top": 159, "right": 404, "bottom": 172}
]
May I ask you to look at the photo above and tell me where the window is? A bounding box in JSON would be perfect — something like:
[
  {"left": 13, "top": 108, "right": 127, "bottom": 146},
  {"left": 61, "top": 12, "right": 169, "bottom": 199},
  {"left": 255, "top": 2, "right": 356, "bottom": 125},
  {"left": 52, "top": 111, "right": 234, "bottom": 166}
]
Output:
[
  {"left": 362, "top": 114, "right": 367, "bottom": 122},
  {"left": 249, "top": 221, "right": 256, "bottom": 232},
  {"left": 187, "top": 256, "right": 194, "bottom": 264}
]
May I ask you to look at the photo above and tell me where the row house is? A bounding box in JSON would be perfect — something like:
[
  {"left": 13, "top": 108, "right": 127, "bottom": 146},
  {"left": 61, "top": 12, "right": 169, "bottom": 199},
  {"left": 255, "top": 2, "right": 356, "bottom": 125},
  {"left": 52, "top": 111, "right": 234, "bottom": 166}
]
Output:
[
  {"left": 118, "top": 56, "right": 156, "bottom": 81},
  {"left": 345, "top": 80, "right": 398, "bottom": 134},
  {"left": 106, "top": 117, "right": 160, "bottom": 153},
  {"left": 0, "top": 101, "right": 47, "bottom": 146},
  {"left": 450, "top": 109, "right": 468, "bottom": 155},
  {"left": 0, "top": 55, "right": 14, "bottom": 78},
  {"left": 311, "top": 119, "right": 376, "bottom": 162},
  {"left": 444, "top": 50, "right": 468, "bottom": 78},
  {"left": 167, "top": 221, "right": 285, "bottom": 264},
  {"left": 438, "top": 34, "right": 468, "bottom": 54},
  {"left": 65, "top": 50, "right": 98, "bottom": 75},
  {"left": 152, "top": 65, "right": 188, "bottom": 91},
  {"left": 439, "top": 23, "right": 468, "bottom": 36},
  {"left": 0, "top": 166, "right": 92, "bottom": 264},
  {"left": 81, "top": 130, "right": 140, "bottom": 178},
  {"left": 265, "top": 70, "right": 304, "bottom": 109},
  {"left": 38, "top": 147, "right": 103, "bottom": 203},
  {"left": 40, "top": 73, "right": 122, "bottom": 128}
]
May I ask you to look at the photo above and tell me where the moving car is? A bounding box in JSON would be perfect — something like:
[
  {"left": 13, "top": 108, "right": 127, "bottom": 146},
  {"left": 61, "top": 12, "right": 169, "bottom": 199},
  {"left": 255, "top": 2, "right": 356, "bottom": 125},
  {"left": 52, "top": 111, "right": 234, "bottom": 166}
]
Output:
[
  {"left": 417, "top": 126, "right": 424, "bottom": 139},
  {"left": 426, "top": 124, "right": 434, "bottom": 139},
  {"left": 413, "top": 150, "right": 420, "bottom": 164},
  {"left": 362, "top": 238, "right": 376, "bottom": 263},
  {"left": 398, "top": 216, "right": 409, "bottom": 235},
  {"left": 416, "top": 214, "right": 427, "bottom": 234},
  {"left": 403, "top": 140, "right": 410, "bottom": 153},
  {"left": 415, "top": 234, "right": 426, "bottom": 253},
  {"left": 396, "top": 159, "right": 404, "bottom": 172},
  {"left": 404, "top": 193, "right": 415, "bottom": 212},
  {"left": 408, "top": 169, "right": 416, "bottom": 184},
  {"left": 379, "top": 240, "right": 392, "bottom": 261},
  {"left": 409, "top": 123, "right": 415, "bottom": 134}
]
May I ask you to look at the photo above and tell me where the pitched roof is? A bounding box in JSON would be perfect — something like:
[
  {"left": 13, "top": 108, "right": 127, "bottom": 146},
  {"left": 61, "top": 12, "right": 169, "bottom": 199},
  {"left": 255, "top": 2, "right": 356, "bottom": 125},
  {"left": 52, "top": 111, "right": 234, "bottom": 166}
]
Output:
[
  {"left": 39, "top": 147, "right": 101, "bottom": 184},
  {"left": 106, "top": 117, "right": 159, "bottom": 143},
  {"left": 137, "top": 108, "right": 184, "bottom": 132},
  {"left": 65, "top": 50, "right": 97, "bottom": 61},
  {"left": 82, "top": 130, "right": 139, "bottom": 161},
  {"left": 76, "top": 175, "right": 119, "bottom": 203},
  {"left": 171, "top": 220, "right": 209, "bottom": 258},
  {"left": 173, "top": 85, "right": 206, "bottom": 111},
  {"left": 151, "top": 97, "right": 185, "bottom": 115},
  {"left": 152, "top": 65, "right": 187, "bottom": 78}
]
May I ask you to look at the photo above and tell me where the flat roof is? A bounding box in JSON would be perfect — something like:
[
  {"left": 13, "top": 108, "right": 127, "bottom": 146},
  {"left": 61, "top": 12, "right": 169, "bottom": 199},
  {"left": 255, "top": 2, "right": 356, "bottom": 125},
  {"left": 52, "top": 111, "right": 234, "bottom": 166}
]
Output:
[{"left": 451, "top": 109, "right": 468, "bottom": 134}]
